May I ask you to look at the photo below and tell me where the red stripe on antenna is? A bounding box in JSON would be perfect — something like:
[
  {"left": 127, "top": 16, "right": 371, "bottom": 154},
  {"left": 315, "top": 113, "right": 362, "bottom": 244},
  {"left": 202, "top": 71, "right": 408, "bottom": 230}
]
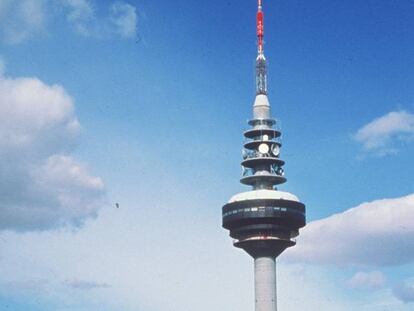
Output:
[{"left": 257, "top": 0, "right": 264, "bottom": 51}]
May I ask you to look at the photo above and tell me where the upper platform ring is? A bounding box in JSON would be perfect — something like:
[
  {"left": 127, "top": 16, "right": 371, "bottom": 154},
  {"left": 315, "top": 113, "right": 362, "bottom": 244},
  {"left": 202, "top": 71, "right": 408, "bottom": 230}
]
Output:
[{"left": 244, "top": 128, "right": 281, "bottom": 139}]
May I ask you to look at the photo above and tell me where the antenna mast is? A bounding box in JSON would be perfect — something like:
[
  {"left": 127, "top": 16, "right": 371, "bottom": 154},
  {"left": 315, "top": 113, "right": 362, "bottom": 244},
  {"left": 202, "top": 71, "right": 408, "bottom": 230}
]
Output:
[
  {"left": 256, "top": 0, "right": 267, "bottom": 95},
  {"left": 257, "top": 0, "right": 264, "bottom": 53}
]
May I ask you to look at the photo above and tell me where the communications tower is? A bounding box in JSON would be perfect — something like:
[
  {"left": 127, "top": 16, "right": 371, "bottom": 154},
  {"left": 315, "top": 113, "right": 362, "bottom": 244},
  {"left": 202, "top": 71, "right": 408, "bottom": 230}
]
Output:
[{"left": 222, "top": 1, "right": 306, "bottom": 310}]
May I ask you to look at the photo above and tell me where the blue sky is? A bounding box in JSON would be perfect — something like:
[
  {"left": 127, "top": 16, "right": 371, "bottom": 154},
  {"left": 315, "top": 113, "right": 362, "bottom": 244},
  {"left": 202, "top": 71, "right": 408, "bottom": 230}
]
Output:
[{"left": 0, "top": 0, "right": 414, "bottom": 310}]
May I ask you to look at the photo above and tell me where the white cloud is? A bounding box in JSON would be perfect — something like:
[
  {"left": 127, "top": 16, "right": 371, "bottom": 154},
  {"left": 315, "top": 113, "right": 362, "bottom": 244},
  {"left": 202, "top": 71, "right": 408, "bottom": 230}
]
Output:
[
  {"left": 0, "top": 0, "right": 46, "bottom": 44},
  {"left": 355, "top": 111, "right": 414, "bottom": 156},
  {"left": 393, "top": 282, "right": 414, "bottom": 303},
  {"left": 110, "top": 2, "right": 137, "bottom": 38},
  {"left": 0, "top": 73, "right": 105, "bottom": 231},
  {"left": 64, "top": 0, "right": 94, "bottom": 21},
  {"left": 62, "top": 0, "right": 138, "bottom": 39},
  {"left": 63, "top": 278, "right": 110, "bottom": 290},
  {"left": 0, "top": 208, "right": 358, "bottom": 311},
  {"left": 278, "top": 265, "right": 352, "bottom": 310},
  {"left": 347, "top": 271, "right": 386, "bottom": 290},
  {"left": 0, "top": 176, "right": 410, "bottom": 311},
  {"left": 0, "top": 75, "right": 79, "bottom": 153},
  {"left": 62, "top": 0, "right": 96, "bottom": 37},
  {"left": 285, "top": 193, "right": 414, "bottom": 267},
  {"left": 0, "top": 0, "right": 138, "bottom": 43}
]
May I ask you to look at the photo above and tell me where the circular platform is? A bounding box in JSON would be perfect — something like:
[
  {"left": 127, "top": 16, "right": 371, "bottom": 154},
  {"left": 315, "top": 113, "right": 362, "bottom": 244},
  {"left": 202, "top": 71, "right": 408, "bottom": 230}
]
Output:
[
  {"left": 244, "top": 128, "right": 281, "bottom": 139},
  {"left": 248, "top": 118, "right": 276, "bottom": 127},
  {"left": 242, "top": 157, "right": 285, "bottom": 168},
  {"left": 240, "top": 174, "right": 286, "bottom": 186}
]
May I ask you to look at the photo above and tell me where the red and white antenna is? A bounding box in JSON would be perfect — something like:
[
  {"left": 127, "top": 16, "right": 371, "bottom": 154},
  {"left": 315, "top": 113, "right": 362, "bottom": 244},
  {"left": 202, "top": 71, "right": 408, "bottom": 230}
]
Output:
[
  {"left": 257, "top": 0, "right": 264, "bottom": 53},
  {"left": 255, "top": 0, "right": 267, "bottom": 94}
]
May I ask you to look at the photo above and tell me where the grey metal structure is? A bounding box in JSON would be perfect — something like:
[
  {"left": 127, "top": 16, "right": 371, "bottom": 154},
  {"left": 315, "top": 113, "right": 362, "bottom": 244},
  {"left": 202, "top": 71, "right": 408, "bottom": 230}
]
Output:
[{"left": 222, "top": 1, "right": 306, "bottom": 310}]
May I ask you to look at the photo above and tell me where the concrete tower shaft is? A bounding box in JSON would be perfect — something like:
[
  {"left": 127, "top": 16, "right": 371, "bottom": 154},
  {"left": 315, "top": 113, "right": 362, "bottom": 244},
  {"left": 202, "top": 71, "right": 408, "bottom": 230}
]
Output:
[
  {"left": 222, "top": 1, "right": 306, "bottom": 311},
  {"left": 255, "top": 257, "right": 277, "bottom": 311}
]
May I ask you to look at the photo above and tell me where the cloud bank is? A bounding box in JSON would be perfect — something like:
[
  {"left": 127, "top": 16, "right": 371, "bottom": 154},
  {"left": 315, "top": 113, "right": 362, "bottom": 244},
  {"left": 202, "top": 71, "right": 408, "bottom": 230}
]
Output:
[
  {"left": 347, "top": 271, "right": 386, "bottom": 290},
  {"left": 285, "top": 193, "right": 414, "bottom": 267},
  {"left": 0, "top": 0, "right": 138, "bottom": 44},
  {"left": 110, "top": 2, "right": 137, "bottom": 38},
  {"left": 0, "top": 0, "right": 46, "bottom": 44},
  {"left": 0, "top": 73, "right": 105, "bottom": 232},
  {"left": 62, "top": 0, "right": 137, "bottom": 38},
  {"left": 62, "top": 0, "right": 96, "bottom": 37},
  {"left": 393, "top": 282, "right": 414, "bottom": 303},
  {"left": 63, "top": 278, "right": 110, "bottom": 290},
  {"left": 355, "top": 110, "right": 414, "bottom": 156}
]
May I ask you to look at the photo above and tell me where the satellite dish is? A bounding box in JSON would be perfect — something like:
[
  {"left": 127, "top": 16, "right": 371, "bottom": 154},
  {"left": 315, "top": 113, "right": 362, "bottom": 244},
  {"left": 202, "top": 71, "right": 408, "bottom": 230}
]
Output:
[
  {"left": 272, "top": 144, "right": 280, "bottom": 156},
  {"left": 258, "top": 143, "right": 269, "bottom": 154},
  {"left": 277, "top": 167, "right": 285, "bottom": 176},
  {"left": 242, "top": 149, "right": 248, "bottom": 159},
  {"left": 262, "top": 134, "right": 269, "bottom": 141}
]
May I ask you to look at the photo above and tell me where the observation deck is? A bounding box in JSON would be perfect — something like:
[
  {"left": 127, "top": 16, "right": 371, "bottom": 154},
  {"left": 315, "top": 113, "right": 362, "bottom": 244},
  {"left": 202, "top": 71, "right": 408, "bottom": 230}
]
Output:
[{"left": 222, "top": 190, "right": 305, "bottom": 258}]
